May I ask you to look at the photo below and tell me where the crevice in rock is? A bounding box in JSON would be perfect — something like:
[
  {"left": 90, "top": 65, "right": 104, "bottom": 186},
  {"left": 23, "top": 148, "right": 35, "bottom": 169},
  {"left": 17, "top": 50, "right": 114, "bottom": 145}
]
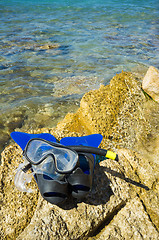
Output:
[
  {"left": 137, "top": 194, "right": 159, "bottom": 233},
  {"left": 85, "top": 200, "right": 126, "bottom": 239}
]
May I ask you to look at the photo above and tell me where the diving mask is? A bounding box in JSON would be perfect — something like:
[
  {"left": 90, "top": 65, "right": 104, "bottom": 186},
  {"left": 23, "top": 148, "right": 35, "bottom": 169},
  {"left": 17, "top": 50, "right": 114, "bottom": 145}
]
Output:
[{"left": 23, "top": 138, "right": 79, "bottom": 174}]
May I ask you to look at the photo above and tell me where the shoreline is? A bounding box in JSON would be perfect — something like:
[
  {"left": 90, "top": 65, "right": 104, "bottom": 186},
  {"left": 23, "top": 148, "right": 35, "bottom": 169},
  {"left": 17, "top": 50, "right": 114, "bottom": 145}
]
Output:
[{"left": 0, "top": 68, "right": 147, "bottom": 158}]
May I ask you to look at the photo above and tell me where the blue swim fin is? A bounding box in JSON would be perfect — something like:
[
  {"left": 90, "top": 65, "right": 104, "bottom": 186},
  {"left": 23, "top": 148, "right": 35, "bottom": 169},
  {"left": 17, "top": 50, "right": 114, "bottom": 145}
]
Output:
[
  {"left": 11, "top": 132, "right": 103, "bottom": 150},
  {"left": 60, "top": 134, "right": 103, "bottom": 148},
  {"left": 10, "top": 131, "right": 57, "bottom": 151}
]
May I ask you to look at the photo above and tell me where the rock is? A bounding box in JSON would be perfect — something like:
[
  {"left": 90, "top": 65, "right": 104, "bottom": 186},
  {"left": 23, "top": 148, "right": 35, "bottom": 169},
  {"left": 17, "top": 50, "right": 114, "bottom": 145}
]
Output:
[
  {"left": 53, "top": 75, "right": 98, "bottom": 98},
  {"left": 0, "top": 144, "right": 39, "bottom": 239},
  {"left": 0, "top": 65, "right": 8, "bottom": 70},
  {"left": 16, "top": 195, "right": 124, "bottom": 240},
  {"left": 88, "top": 197, "right": 159, "bottom": 240},
  {"left": 57, "top": 71, "right": 159, "bottom": 152},
  {"left": 9, "top": 148, "right": 159, "bottom": 240},
  {"left": 1, "top": 70, "right": 159, "bottom": 239},
  {"left": 39, "top": 44, "right": 60, "bottom": 50},
  {"left": 142, "top": 66, "right": 159, "bottom": 103},
  {"left": 116, "top": 149, "right": 159, "bottom": 229}
]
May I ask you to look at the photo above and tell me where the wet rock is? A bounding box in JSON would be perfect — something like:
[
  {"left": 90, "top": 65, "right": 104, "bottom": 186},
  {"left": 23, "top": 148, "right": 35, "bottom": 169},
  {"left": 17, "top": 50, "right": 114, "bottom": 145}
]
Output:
[
  {"left": 142, "top": 66, "right": 159, "bottom": 103},
  {"left": 6, "top": 117, "right": 24, "bottom": 131},
  {"left": 0, "top": 65, "right": 8, "bottom": 70},
  {"left": 0, "top": 131, "right": 9, "bottom": 145},
  {"left": 53, "top": 75, "right": 98, "bottom": 98},
  {"left": 0, "top": 110, "right": 27, "bottom": 156},
  {"left": 0, "top": 130, "right": 10, "bottom": 157}
]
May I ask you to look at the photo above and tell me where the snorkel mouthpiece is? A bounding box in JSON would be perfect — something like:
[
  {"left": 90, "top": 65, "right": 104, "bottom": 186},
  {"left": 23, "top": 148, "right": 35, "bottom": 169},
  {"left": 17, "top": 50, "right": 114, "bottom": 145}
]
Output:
[{"left": 14, "top": 162, "right": 34, "bottom": 193}]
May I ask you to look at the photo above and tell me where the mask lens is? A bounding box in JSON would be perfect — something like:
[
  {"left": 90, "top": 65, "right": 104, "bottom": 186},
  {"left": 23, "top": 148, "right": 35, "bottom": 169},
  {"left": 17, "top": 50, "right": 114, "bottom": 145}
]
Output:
[
  {"left": 26, "top": 139, "right": 52, "bottom": 164},
  {"left": 55, "top": 148, "right": 78, "bottom": 172},
  {"left": 32, "top": 156, "right": 63, "bottom": 180},
  {"left": 25, "top": 139, "right": 78, "bottom": 173}
]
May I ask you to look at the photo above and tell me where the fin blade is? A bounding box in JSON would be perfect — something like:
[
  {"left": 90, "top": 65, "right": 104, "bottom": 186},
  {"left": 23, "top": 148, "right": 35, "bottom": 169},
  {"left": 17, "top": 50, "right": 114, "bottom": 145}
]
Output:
[
  {"left": 60, "top": 134, "right": 103, "bottom": 148},
  {"left": 11, "top": 132, "right": 57, "bottom": 150}
]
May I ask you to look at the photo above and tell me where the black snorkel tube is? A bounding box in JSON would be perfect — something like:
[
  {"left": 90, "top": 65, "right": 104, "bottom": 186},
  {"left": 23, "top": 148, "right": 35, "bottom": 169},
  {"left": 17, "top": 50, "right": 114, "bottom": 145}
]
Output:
[
  {"left": 68, "top": 145, "right": 118, "bottom": 161},
  {"left": 22, "top": 143, "right": 118, "bottom": 173}
]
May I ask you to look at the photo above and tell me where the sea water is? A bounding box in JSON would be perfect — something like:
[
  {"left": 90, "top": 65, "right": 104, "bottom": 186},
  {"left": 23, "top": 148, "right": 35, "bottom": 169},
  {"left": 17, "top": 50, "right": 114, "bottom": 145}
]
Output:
[{"left": 0, "top": 0, "right": 159, "bottom": 150}]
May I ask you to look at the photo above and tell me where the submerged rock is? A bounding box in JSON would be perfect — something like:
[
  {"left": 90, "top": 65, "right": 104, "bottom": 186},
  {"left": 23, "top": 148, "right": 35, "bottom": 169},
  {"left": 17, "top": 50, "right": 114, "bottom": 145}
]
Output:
[
  {"left": 39, "top": 43, "right": 60, "bottom": 50},
  {"left": 0, "top": 65, "right": 8, "bottom": 70},
  {"left": 0, "top": 70, "right": 159, "bottom": 239}
]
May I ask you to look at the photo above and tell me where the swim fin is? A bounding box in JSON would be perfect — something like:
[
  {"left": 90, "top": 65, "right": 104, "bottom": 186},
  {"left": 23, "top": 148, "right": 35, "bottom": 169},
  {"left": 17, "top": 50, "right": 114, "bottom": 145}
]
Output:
[{"left": 11, "top": 131, "right": 57, "bottom": 150}]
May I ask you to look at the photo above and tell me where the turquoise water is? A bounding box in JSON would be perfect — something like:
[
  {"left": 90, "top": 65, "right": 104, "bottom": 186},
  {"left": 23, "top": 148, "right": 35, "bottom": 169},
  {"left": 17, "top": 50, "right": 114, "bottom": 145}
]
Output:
[{"left": 0, "top": 0, "right": 159, "bottom": 148}]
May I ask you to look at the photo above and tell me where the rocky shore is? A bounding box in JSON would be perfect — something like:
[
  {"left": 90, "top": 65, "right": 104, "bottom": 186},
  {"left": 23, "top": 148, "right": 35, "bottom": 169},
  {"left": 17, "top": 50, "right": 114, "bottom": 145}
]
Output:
[{"left": 0, "top": 67, "right": 159, "bottom": 239}]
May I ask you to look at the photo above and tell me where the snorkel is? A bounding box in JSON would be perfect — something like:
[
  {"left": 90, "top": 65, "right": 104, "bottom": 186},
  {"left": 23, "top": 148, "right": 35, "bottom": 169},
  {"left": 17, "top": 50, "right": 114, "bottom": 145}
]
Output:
[
  {"left": 14, "top": 160, "right": 34, "bottom": 193},
  {"left": 11, "top": 132, "right": 118, "bottom": 205}
]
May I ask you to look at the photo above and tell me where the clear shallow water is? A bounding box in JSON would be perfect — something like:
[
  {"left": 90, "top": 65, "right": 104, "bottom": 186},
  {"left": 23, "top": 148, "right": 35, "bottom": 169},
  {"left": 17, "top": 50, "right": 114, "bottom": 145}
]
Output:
[{"left": 0, "top": 0, "right": 159, "bottom": 150}]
